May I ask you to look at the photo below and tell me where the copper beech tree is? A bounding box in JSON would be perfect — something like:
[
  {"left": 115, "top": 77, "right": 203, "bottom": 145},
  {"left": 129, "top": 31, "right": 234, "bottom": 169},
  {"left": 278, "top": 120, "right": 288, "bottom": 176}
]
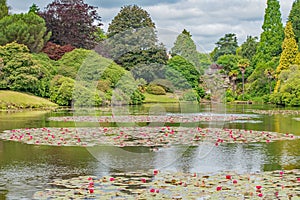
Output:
[{"left": 40, "top": 0, "right": 102, "bottom": 49}]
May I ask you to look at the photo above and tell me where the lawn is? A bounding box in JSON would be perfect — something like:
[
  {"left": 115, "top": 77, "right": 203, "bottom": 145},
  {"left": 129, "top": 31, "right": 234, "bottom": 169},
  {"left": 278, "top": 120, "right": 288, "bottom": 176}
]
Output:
[
  {"left": 143, "top": 92, "right": 179, "bottom": 103},
  {"left": 0, "top": 90, "right": 58, "bottom": 109}
]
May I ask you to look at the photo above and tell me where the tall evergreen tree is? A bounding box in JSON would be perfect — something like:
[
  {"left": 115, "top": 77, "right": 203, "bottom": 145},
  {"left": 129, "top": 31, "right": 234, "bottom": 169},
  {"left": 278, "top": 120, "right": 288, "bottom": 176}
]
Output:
[
  {"left": 171, "top": 29, "right": 203, "bottom": 73},
  {"left": 212, "top": 33, "right": 238, "bottom": 61},
  {"left": 252, "top": 0, "right": 284, "bottom": 65},
  {"left": 274, "top": 21, "right": 298, "bottom": 92},
  {"left": 28, "top": 3, "right": 40, "bottom": 14},
  {"left": 239, "top": 36, "right": 258, "bottom": 61},
  {"left": 288, "top": 0, "right": 300, "bottom": 48},
  {"left": 246, "top": 0, "right": 284, "bottom": 96},
  {"left": 0, "top": 0, "right": 8, "bottom": 19},
  {"left": 0, "top": 13, "right": 51, "bottom": 52}
]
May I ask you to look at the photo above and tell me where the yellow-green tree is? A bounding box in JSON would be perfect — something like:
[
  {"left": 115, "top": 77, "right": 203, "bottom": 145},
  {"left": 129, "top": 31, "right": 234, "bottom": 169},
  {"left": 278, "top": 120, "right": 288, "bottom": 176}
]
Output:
[
  {"left": 295, "top": 52, "right": 300, "bottom": 65},
  {"left": 275, "top": 22, "right": 298, "bottom": 92}
]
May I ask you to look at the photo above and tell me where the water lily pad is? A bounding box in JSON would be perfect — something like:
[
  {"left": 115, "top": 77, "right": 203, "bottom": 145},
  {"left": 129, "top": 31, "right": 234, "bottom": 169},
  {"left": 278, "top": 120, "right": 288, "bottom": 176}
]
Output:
[
  {"left": 35, "top": 169, "right": 299, "bottom": 199},
  {"left": 1, "top": 127, "right": 299, "bottom": 147}
]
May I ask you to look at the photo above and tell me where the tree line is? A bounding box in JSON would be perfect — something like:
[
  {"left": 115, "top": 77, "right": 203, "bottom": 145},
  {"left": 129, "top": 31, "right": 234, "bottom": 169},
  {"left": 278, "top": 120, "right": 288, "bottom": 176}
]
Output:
[{"left": 0, "top": 0, "right": 299, "bottom": 106}]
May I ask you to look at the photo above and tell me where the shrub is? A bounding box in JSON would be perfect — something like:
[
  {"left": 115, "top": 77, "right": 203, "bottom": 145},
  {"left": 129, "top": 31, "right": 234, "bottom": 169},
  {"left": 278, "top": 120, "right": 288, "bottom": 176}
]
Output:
[
  {"left": 146, "top": 84, "right": 166, "bottom": 95},
  {"left": 50, "top": 75, "right": 103, "bottom": 106},
  {"left": 42, "top": 42, "right": 75, "bottom": 60},
  {"left": 150, "top": 79, "right": 174, "bottom": 92},
  {"left": 97, "top": 79, "right": 111, "bottom": 93},
  {"left": 0, "top": 42, "right": 53, "bottom": 97},
  {"left": 112, "top": 72, "right": 145, "bottom": 105},
  {"left": 181, "top": 89, "right": 199, "bottom": 101},
  {"left": 50, "top": 75, "right": 74, "bottom": 106}
]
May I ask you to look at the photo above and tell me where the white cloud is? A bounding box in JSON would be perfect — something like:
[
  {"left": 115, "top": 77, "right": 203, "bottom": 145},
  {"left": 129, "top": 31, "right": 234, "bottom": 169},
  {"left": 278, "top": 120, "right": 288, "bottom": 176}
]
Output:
[{"left": 7, "top": 0, "right": 295, "bottom": 52}]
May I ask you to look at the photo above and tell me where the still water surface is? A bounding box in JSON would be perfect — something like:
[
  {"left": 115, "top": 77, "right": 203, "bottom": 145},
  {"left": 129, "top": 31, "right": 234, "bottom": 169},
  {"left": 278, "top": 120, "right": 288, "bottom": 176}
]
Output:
[{"left": 0, "top": 103, "right": 299, "bottom": 199}]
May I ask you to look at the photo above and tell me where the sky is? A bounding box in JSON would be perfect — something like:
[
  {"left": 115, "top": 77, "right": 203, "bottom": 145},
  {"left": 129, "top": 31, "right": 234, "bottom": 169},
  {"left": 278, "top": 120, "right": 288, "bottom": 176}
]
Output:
[{"left": 7, "top": 0, "right": 295, "bottom": 52}]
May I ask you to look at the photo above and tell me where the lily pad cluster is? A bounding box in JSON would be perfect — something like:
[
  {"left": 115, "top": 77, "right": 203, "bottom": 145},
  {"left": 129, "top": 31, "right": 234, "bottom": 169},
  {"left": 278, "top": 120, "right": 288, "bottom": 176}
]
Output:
[
  {"left": 48, "top": 114, "right": 254, "bottom": 123},
  {"left": 252, "top": 109, "right": 300, "bottom": 115},
  {"left": 0, "top": 127, "right": 298, "bottom": 147},
  {"left": 33, "top": 169, "right": 300, "bottom": 199}
]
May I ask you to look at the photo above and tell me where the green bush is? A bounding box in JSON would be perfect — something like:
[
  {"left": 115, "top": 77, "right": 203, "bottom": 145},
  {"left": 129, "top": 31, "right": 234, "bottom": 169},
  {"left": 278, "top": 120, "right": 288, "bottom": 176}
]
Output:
[
  {"left": 181, "top": 89, "right": 199, "bottom": 101},
  {"left": 150, "top": 79, "right": 174, "bottom": 92},
  {"left": 50, "top": 75, "right": 74, "bottom": 106},
  {"left": 73, "top": 84, "right": 102, "bottom": 107},
  {"left": 225, "top": 89, "right": 236, "bottom": 102},
  {"left": 57, "top": 48, "right": 90, "bottom": 79},
  {"left": 97, "top": 79, "right": 111, "bottom": 93},
  {"left": 146, "top": 84, "right": 166, "bottom": 95},
  {"left": 0, "top": 42, "right": 53, "bottom": 97},
  {"left": 237, "top": 94, "right": 250, "bottom": 101},
  {"left": 50, "top": 75, "right": 102, "bottom": 106},
  {"left": 112, "top": 72, "right": 145, "bottom": 105}
]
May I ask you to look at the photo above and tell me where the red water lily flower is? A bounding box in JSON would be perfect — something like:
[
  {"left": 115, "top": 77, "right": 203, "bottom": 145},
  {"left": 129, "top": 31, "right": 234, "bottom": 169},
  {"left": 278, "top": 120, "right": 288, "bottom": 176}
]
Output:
[
  {"left": 141, "top": 178, "right": 146, "bottom": 183},
  {"left": 226, "top": 175, "right": 231, "bottom": 180},
  {"left": 150, "top": 188, "right": 155, "bottom": 193},
  {"left": 256, "top": 185, "right": 262, "bottom": 190},
  {"left": 233, "top": 180, "right": 238, "bottom": 184},
  {"left": 89, "top": 188, "right": 94, "bottom": 193},
  {"left": 153, "top": 169, "right": 159, "bottom": 175},
  {"left": 279, "top": 171, "right": 284, "bottom": 176},
  {"left": 109, "top": 177, "right": 115, "bottom": 181},
  {"left": 216, "top": 186, "right": 222, "bottom": 191}
]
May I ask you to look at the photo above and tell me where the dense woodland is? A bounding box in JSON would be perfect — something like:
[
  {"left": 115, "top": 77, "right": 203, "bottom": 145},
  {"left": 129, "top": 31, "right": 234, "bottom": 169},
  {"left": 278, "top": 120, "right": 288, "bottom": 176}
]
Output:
[{"left": 0, "top": 0, "right": 300, "bottom": 106}]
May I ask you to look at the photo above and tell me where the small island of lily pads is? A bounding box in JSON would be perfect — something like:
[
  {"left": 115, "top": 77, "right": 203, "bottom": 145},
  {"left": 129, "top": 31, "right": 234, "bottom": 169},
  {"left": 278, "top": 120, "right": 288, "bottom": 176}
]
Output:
[{"left": 33, "top": 169, "right": 300, "bottom": 199}]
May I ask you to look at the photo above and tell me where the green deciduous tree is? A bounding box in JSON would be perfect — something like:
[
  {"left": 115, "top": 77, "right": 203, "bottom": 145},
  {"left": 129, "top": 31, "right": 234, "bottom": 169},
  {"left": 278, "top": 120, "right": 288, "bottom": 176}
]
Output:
[
  {"left": 107, "top": 5, "right": 155, "bottom": 38},
  {"left": 0, "top": 13, "right": 51, "bottom": 52},
  {"left": 288, "top": 0, "right": 300, "bottom": 48},
  {"left": 0, "top": 0, "right": 8, "bottom": 20},
  {"left": 105, "top": 5, "right": 167, "bottom": 77},
  {"left": 167, "top": 55, "right": 200, "bottom": 90},
  {"left": 246, "top": 57, "right": 279, "bottom": 96},
  {"left": 270, "top": 65, "right": 300, "bottom": 106},
  {"left": 212, "top": 33, "right": 238, "bottom": 61},
  {"left": 216, "top": 54, "right": 241, "bottom": 75}
]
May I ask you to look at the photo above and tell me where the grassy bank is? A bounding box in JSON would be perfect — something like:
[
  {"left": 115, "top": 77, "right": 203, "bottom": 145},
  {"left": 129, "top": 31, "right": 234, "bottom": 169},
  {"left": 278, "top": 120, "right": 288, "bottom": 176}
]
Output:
[
  {"left": 0, "top": 90, "right": 58, "bottom": 110},
  {"left": 143, "top": 92, "right": 179, "bottom": 103}
]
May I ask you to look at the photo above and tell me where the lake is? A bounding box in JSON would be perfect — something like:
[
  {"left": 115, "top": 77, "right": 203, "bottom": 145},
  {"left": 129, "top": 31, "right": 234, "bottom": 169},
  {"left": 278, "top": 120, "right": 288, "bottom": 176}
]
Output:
[{"left": 0, "top": 103, "right": 299, "bottom": 199}]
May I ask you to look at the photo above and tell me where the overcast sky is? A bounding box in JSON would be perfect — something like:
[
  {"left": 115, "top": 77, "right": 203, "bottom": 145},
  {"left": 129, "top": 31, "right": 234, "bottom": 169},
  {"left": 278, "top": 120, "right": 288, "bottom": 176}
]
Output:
[{"left": 7, "top": 0, "right": 294, "bottom": 52}]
